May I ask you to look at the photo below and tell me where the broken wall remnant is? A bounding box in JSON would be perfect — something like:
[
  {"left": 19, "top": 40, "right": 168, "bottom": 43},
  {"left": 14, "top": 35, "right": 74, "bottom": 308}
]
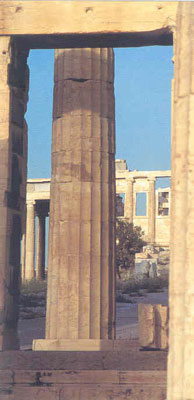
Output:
[{"left": 138, "top": 304, "right": 168, "bottom": 350}]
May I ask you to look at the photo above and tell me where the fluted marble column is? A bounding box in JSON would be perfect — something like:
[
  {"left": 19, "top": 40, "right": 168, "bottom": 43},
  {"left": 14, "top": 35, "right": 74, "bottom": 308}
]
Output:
[
  {"left": 21, "top": 233, "right": 26, "bottom": 280},
  {"left": 25, "top": 201, "right": 35, "bottom": 280},
  {"left": 36, "top": 214, "right": 46, "bottom": 280},
  {"left": 147, "top": 178, "right": 155, "bottom": 245},
  {"left": 124, "top": 178, "right": 134, "bottom": 222},
  {"left": 167, "top": 3, "right": 194, "bottom": 399},
  {"left": 0, "top": 37, "right": 29, "bottom": 350},
  {"left": 33, "top": 48, "right": 116, "bottom": 351}
]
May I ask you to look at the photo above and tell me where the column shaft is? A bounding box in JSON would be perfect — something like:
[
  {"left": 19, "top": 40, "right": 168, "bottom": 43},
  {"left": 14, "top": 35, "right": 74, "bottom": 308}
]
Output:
[
  {"left": 167, "top": 4, "right": 194, "bottom": 399},
  {"left": 21, "top": 233, "right": 26, "bottom": 280},
  {"left": 25, "top": 202, "right": 35, "bottom": 280},
  {"left": 0, "top": 37, "right": 29, "bottom": 350},
  {"left": 21, "top": 119, "right": 28, "bottom": 281},
  {"left": 33, "top": 48, "right": 116, "bottom": 351},
  {"left": 124, "top": 178, "right": 134, "bottom": 222},
  {"left": 36, "top": 215, "right": 46, "bottom": 280},
  {"left": 147, "top": 179, "right": 155, "bottom": 245}
]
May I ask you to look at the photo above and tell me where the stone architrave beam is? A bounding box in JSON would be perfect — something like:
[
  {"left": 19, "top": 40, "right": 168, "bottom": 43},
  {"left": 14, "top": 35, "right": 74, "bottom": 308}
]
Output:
[{"left": 0, "top": 1, "right": 177, "bottom": 46}]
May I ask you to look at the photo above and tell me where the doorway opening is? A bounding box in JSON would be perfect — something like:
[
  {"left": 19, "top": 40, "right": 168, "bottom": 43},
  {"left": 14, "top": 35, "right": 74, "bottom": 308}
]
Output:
[{"left": 20, "top": 44, "right": 173, "bottom": 348}]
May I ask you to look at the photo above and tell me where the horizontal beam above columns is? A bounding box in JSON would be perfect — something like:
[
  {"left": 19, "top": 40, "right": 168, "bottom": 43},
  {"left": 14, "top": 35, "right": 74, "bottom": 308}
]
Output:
[
  {"left": 10, "top": 31, "right": 173, "bottom": 49},
  {"left": 116, "top": 170, "right": 171, "bottom": 179},
  {"left": 0, "top": 1, "right": 178, "bottom": 48}
]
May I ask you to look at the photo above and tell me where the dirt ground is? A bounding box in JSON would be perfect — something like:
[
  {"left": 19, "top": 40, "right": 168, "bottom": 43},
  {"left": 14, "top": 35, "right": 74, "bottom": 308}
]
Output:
[{"left": 18, "top": 289, "right": 168, "bottom": 348}]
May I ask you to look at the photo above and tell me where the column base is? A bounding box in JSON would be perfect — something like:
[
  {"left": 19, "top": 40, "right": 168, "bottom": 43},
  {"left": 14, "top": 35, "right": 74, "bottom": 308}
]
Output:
[{"left": 32, "top": 339, "right": 135, "bottom": 351}]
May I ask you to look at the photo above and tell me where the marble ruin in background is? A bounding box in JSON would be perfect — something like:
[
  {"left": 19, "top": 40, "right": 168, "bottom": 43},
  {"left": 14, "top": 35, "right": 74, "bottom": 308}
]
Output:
[{"left": 22, "top": 162, "right": 171, "bottom": 281}]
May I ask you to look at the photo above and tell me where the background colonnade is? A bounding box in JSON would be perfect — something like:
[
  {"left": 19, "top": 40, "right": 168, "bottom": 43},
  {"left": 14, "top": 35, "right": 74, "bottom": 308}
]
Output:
[
  {"left": 22, "top": 169, "right": 171, "bottom": 281},
  {"left": 23, "top": 199, "right": 49, "bottom": 280}
]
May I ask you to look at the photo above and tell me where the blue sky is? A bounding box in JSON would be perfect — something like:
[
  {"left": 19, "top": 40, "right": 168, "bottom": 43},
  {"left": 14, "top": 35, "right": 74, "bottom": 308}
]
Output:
[{"left": 26, "top": 45, "right": 173, "bottom": 184}]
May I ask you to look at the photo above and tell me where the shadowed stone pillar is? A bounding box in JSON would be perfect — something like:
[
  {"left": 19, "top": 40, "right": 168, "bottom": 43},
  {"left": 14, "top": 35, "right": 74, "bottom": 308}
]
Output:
[
  {"left": 147, "top": 178, "right": 155, "bottom": 245},
  {"left": 33, "top": 48, "right": 116, "bottom": 351},
  {"left": 21, "top": 233, "right": 26, "bottom": 280},
  {"left": 167, "top": 3, "right": 194, "bottom": 399},
  {"left": 36, "top": 214, "right": 47, "bottom": 280},
  {"left": 0, "top": 37, "right": 29, "bottom": 350},
  {"left": 124, "top": 178, "right": 134, "bottom": 222},
  {"left": 21, "top": 120, "right": 28, "bottom": 282},
  {"left": 25, "top": 201, "right": 35, "bottom": 280}
]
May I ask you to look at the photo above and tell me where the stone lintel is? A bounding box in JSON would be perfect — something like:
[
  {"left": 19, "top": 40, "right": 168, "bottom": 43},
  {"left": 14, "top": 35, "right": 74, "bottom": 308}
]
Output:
[
  {"left": 0, "top": 1, "right": 177, "bottom": 41},
  {"left": 117, "top": 170, "right": 171, "bottom": 179},
  {"left": 11, "top": 31, "right": 173, "bottom": 50}
]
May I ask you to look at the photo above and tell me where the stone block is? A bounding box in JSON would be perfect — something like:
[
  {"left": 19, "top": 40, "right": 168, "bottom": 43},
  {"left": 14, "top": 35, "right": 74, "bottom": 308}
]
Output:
[
  {"left": 0, "top": 370, "right": 13, "bottom": 384},
  {"left": 59, "top": 384, "right": 167, "bottom": 400},
  {"left": 13, "top": 386, "right": 59, "bottom": 400},
  {"left": 33, "top": 339, "right": 114, "bottom": 352},
  {"left": 143, "top": 244, "right": 155, "bottom": 254},
  {"left": 0, "top": 348, "right": 167, "bottom": 370},
  {"left": 0, "top": 386, "right": 14, "bottom": 400},
  {"left": 157, "top": 264, "right": 169, "bottom": 278},
  {"left": 135, "top": 259, "right": 158, "bottom": 279},
  {"left": 135, "top": 252, "right": 149, "bottom": 259},
  {"left": 135, "top": 259, "right": 150, "bottom": 278},
  {"left": 138, "top": 304, "right": 168, "bottom": 350},
  {"left": 149, "top": 260, "right": 157, "bottom": 278},
  {"left": 0, "top": 368, "right": 167, "bottom": 400},
  {"left": 158, "top": 250, "right": 170, "bottom": 265}
]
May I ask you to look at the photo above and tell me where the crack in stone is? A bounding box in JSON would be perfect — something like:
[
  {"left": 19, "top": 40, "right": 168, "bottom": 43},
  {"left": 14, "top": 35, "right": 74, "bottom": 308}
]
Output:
[{"left": 65, "top": 78, "right": 89, "bottom": 83}]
